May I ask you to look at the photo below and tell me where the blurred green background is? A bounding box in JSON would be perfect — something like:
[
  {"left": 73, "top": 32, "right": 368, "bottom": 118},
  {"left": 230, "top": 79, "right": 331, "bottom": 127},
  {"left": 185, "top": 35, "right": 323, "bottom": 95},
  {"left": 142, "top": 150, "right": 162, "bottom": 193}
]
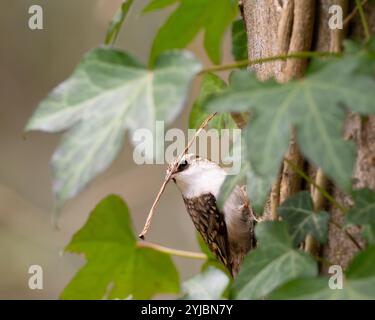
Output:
[{"left": 0, "top": 0, "right": 233, "bottom": 299}]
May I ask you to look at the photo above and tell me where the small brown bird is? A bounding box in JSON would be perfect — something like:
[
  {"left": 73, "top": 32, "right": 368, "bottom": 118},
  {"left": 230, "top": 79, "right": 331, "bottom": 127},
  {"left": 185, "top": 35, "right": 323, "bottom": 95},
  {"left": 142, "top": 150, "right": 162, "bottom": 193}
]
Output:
[{"left": 168, "top": 154, "right": 257, "bottom": 278}]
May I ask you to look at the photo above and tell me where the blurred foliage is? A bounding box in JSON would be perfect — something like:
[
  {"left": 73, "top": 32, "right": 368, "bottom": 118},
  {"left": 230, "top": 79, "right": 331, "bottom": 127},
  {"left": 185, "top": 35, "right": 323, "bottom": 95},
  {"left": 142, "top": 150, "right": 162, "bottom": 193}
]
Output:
[
  {"left": 278, "top": 191, "right": 329, "bottom": 245},
  {"left": 24, "top": 0, "right": 375, "bottom": 300},
  {"left": 231, "top": 19, "right": 247, "bottom": 62},
  {"left": 205, "top": 41, "right": 375, "bottom": 210},
  {"left": 180, "top": 266, "right": 230, "bottom": 300},
  {"left": 105, "top": 0, "right": 134, "bottom": 45},
  {"left": 189, "top": 73, "right": 236, "bottom": 132},
  {"left": 145, "top": 0, "right": 237, "bottom": 65},
  {"left": 232, "top": 221, "right": 318, "bottom": 299},
  {"left": 26, "top": 48, "right": 201, "bottom": 211},
  {"left": 270, "top": 246, "right": 375, "bottom": 299}
]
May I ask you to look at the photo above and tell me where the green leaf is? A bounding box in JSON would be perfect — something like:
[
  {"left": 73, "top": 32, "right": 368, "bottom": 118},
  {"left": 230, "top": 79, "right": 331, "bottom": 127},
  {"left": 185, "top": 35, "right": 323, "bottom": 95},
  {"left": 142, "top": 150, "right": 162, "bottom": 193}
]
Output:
[
  {"left": 346, "top": 245, "right": 375, "bottom": 278},
  {"left": 268, "top": 278, "right": 332, "bottom": 299},
  {"left": 60, "top": 195, "right": 179, "bottom": 300},
  {"left": 217, "top": 132, "right": 272, "bottom": 214},
  {"left": 26, "top": 48, "right": 201, "bottom": 209},
  {"left": 342, "top": 38, "right": 375, "bottom": 76},
  {"left": 347, "top": 189, "right": 375, "bottom": 246},
  {"left": 232, "top": 221, "right": 317, "bottom": 299},
  {"left": 143, "top": 0, "right": 178, "bottom": 13},
  {"left": 217, "top": 163, "right": 247, "bottom": 210},
  {"left": 105, "top": 0, "right": 134, "bottom": 45},
  {"left": 148, "top": 0, "right": 238, "bottom": 65},
  {"left": 231, "top": 19, "right": 247, "bottom": 62},
  {"left": 245, "top": 167, "right": 273, "bottom": 214},
  {"left": 363, "top": 223, "right": 375, "bottom": 245},
  {"left": 270, "top": 246, "right": 375, "bottom": 299},
  {"left": 180, "top": 266, "right": 229, "bottom": 300},
  {"left": 189, "top": 73, "right": 236, "bottom": 132},
  {"left": 205, "top": 50, "right": 375, "bottom": 192},
  {"left": 346, "top": 188, "right": 375, "bottom": 226},
  {"left": 278, "top": 191, "right": 329, "bottom": 245},
  {"left": 205, "top": 70, "right": 300, "bottom": 182}
]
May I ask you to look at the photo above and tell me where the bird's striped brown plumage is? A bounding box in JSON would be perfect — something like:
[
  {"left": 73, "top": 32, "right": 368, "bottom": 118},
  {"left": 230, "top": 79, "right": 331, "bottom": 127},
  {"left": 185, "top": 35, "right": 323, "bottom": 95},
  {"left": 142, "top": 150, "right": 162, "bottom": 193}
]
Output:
[
  {"left": 183, "top": 193, "right": 256, "bottom": 277},
  {"left": 170, "top": 154, "right": 257, "bottom": 278}
]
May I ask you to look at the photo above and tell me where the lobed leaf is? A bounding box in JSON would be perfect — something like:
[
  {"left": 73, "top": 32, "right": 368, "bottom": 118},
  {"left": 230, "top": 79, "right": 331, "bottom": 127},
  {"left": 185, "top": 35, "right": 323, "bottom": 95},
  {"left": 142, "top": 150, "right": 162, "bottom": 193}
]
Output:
[
  {"left": 346, "top": 188, "right": 375, "bottom": 226},
  {"left": 232, "top": 221, "right": 317, "bottom": 299},
  {"left": 61, "top": 195, "right": 179, "bottom": 299},
  {"left": 270, "top": 246, "right": 375, "bottom": 299},
  {"left": 148, "top": 0, "right": 238, "bottom": 65},
  {"left": 217, "top": 131, "right": 273, "bottom": 214},
  {"left": 205, "top": 46, "right": 375, "bottom": 208},
  {"left": 26, "top": 48, "right": 201, "bottom": 210},
  {"left": 278, "top": 191, "right": 329, "bottom": 246}
]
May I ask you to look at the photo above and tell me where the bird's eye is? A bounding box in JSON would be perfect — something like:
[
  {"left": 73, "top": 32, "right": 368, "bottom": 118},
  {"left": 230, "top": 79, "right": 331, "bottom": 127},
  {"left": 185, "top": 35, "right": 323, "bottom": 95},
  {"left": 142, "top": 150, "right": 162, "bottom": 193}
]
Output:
[{"left": 177, "top": 160, "right": 189, "bottom": 171}]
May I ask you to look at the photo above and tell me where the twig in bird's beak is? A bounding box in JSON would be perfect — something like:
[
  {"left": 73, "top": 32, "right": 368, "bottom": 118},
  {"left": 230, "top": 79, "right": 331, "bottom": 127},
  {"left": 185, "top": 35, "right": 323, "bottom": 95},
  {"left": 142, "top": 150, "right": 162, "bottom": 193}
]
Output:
[{"left": 138, "top": 112, "right": 217, "bottom": 239}]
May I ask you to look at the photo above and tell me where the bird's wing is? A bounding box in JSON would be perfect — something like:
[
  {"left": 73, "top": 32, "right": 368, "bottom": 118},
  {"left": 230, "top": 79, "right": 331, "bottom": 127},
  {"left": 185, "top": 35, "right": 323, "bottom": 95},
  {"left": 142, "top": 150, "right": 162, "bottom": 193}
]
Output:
[{"left": 182, "top": 193, "right": 232, "bottom": 274}]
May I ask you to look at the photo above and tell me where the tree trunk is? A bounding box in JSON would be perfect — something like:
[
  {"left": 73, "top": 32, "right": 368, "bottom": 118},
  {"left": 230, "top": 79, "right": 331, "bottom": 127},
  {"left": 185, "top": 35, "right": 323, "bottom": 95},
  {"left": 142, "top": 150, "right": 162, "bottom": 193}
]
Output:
[{"left": 241, "top": 0, "right": 375, "bottom": 271}]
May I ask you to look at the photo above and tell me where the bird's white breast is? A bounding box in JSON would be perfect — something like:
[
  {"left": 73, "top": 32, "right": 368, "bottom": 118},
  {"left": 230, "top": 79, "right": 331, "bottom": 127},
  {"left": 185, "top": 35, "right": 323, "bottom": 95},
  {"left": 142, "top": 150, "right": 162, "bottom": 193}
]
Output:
[{"left": 174, "top": 162, "right": 227, "bottom": 199}]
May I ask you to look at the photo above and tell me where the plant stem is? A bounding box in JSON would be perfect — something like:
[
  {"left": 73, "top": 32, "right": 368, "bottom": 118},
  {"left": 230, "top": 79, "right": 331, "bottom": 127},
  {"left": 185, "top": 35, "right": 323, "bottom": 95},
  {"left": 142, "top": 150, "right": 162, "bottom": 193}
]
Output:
[
  {"left": 137, "top": 241, "right": 207, "bottom": 260},
  {"left": 355, "top": 0, "right": 371, "bottom": 42},
  {"left": 305, "top": 169, "right": 329, "bottom": 255},
  {"left": 284, "top": 159, "right": 347, "bottom": 214},
  {"left": 344, "top": 0, "right": 369, "bottom": 26},
  {"left": 330, "top": 221, "right": 363, "bottom": 251},
  {"left": 199, "top": 51, "right": 340, "bottom": 74}
]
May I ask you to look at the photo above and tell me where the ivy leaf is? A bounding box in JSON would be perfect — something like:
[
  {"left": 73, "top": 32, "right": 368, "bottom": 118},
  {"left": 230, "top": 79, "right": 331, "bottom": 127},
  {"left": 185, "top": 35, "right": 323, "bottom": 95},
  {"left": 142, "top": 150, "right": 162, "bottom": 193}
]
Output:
[
  {"left": 347, "top": 188, "right": 375, "bottom": 246},
  {"left": 60, "top": 195, "right": 179, "bottom": 300},
  {"left": 231, "top": 19, "right": 247, "bottom": 62},
  {"left": 105, "top": 0, "right": 134, "bottom": 45},
  {"left": 363, "top": 224, "right": 375, "bottom": 245},
  {"left": 189, "top": 73, "right": 236, "bottom": 131},
  {"left": 346, "top": 188, "right": 375, "bottom": 226},
  {"left": 245, "top": 168, "right": 273, "bottom": 214},
  {"left": 268, "top": 277, "right": 332, "bottom": 299},
  {"left": 232, "top": 221, "right": 317, "bottom": 299},
  {"left": 269, "top": 246, "right": 375, "bottom": 299},
  {"left": 217, "top": 133, "right": 272, "bottom": 214},
  {"left": 180, "top": 266, "right": 229, "bottom": 300},
  {"left": 278, "top": 191, "right": 330, "bottom": 246},
  {"left": 147, "top": 0, "right": 238, "bottom": 65},
  {"left": 343, "top": 37, "right": 375, "bottom": 76},
  {"left": 217, "top": 163, "right": 247, "bottom": 210},
  {"left": 26, "top": 48, "right": 201, "bottom": 209},
  {"left": 205, "top": 52, "right": 375, "bottom": 198}
]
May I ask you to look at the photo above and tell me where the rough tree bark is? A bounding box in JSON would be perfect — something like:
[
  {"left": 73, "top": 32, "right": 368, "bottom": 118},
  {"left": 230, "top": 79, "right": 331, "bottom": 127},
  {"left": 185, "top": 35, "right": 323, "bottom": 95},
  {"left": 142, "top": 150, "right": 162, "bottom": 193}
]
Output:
[{"left": 240, "top": 0, "right": 374, "bottom": 272}]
